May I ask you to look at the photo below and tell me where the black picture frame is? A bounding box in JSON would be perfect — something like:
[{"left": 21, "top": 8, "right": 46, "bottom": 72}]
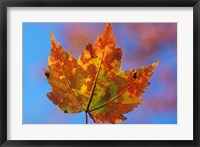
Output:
[{"left": 0, "top": 0, "right": 199, "bottom": 146}]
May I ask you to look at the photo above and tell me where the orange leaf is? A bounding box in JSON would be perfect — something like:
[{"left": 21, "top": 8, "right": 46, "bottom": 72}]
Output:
[{"left": 44, "top": 23, "right": 159, "bottom": 123}]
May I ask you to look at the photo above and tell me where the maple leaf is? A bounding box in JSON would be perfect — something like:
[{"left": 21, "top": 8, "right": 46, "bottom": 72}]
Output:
[{"left": 44, "top": 23, "right": 159, "bottom": 124}]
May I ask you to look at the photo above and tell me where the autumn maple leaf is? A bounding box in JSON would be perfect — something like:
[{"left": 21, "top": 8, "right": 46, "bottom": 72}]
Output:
[{"left": 44, "top": 23, "right": 159, "bottom": 124}]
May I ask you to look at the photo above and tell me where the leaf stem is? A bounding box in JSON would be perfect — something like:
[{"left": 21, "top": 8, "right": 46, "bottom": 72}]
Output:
[{"left": 85, "top": 112, "right": 88, "bottom": 124}]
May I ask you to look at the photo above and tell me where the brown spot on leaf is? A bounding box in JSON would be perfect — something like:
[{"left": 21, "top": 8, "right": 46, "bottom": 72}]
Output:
[
  {"left": 133, "top": 72, "right": 137, "bottom": 79},
  {"left": 99, "top": 38, "right": 102, "bottom": 42},
  {"left": 45, "top": 72, "right": 49, "bottom": 78}
]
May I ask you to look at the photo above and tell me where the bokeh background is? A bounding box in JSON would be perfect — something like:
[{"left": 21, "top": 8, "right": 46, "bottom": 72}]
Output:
[{"left": 23, "top": 23, "right": 177, "bottom": 124}]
